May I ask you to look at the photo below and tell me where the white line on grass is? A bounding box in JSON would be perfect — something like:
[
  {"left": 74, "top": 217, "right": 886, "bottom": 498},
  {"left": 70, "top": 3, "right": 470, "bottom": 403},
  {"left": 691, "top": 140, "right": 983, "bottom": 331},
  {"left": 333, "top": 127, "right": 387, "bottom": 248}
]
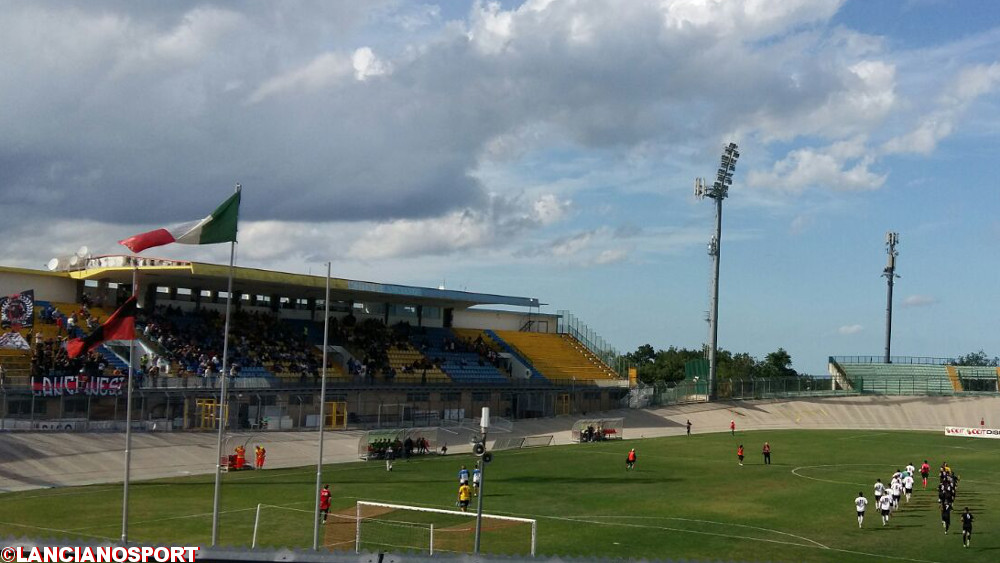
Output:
[
  {"left": 65, "top": 500, "right": 317, "bottom": 532},
  {"left": 545, "top": 514, "right": 945, "bottom": 563},
  {"left": 790, "top": 464, "right": 895, "bottom": 486},
  {"left": 836, "top": 432, "right": 891, "bottom": 440},
  {"left": 0, "top": 521, "right": 114, "bottom": 542},
  {"left": 336, "top": 495, "right": 945, "bottom": 563},
  {"left": 575, "top": 515, "right": 828, "bottom": 549}
]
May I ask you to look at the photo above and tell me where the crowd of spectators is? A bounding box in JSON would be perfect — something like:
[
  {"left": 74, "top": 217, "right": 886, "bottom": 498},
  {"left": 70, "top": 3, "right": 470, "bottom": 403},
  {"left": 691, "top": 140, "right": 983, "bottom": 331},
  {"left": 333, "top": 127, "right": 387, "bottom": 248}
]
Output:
[
  {"left": 141, "top": 306, "right": 321, "bottom": 381},
  {"left": 24, "top": 300, "right": 508, "bottom": 387},
  {"left": 414, "top": 331, "right": 508, "bottom": 371}
]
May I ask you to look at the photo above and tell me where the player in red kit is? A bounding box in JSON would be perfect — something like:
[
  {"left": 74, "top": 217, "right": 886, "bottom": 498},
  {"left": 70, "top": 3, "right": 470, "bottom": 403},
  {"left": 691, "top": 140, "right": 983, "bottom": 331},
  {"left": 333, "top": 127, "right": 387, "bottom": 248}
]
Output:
[{"left": 319, "top": 484, "right": 332, "bottom": 523}]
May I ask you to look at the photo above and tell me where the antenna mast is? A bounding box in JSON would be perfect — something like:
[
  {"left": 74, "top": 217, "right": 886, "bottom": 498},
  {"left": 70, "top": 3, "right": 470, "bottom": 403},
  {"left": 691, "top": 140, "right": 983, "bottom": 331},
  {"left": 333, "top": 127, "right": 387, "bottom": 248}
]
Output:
[{"left": 882, "top": 232, "right": 899, "bottom": 363}]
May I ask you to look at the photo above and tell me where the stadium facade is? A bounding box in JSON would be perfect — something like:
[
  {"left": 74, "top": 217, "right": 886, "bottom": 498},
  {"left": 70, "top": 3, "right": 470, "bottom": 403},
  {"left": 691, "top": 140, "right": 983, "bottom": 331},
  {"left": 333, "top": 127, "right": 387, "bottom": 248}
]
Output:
[{"left": 0, "top": 256, "right": 631, "bottom": 433}]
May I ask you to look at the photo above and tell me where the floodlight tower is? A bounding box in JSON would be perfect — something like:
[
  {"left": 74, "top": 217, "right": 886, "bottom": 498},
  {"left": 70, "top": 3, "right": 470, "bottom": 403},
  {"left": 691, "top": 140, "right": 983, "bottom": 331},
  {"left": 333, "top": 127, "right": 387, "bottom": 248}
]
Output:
[
  {"left": 882, "top": 232, "right": 899, "bottom": 363},
  {"left": 694, "top": 142, "right": 740, "bottom": 400}
]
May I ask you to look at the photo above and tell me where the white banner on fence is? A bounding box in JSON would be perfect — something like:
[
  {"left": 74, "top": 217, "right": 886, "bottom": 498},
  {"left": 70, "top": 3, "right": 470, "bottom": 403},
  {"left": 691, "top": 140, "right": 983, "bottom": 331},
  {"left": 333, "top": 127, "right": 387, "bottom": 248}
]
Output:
[{"left": 944, "top": 426, "right": 1000, "bottom": 439}]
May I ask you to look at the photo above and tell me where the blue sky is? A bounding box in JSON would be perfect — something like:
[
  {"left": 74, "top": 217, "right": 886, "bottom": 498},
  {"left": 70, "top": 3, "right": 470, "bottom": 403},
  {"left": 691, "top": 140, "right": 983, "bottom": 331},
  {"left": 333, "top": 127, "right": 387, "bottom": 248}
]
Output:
[{"left": 1, "top": 0, "right": 998, "bottom": 374}]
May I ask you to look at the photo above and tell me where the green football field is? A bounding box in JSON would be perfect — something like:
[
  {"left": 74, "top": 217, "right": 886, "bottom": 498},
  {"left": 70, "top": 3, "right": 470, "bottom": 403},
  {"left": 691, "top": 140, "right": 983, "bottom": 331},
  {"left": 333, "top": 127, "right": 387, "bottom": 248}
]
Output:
[{"left": 0, "top": 429, "right": 995, "bottom": 562}]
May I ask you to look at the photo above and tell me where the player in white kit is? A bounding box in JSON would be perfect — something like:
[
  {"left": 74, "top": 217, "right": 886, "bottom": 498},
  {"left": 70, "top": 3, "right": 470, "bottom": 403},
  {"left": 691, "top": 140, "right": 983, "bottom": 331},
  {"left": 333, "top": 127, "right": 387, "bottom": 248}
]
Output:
[
  {"left": 903, "top": 473, "right": 914, "bottom": 502},
  {"left": 855, "top": 492, "right": 868, "bottom": 528},
  {"left": 880, "top": 493, "right": 893, "bottom": 525}
]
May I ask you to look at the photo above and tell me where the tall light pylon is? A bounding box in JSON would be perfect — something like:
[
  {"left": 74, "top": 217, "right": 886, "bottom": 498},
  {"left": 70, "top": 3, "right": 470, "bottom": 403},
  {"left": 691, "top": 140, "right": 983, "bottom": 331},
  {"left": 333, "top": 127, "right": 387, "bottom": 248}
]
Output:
[
  {"left": 694, "top": 142, "right": 740, "bottom": 400},
  {"left": 883, "top": 232, "right": 899, "bottom": 363}
]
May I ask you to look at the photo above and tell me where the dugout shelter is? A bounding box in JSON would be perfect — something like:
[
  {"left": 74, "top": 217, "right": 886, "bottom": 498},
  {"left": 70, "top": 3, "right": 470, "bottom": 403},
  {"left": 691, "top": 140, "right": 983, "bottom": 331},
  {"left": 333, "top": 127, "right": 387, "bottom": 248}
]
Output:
[{"left": 571, "top": 417, "right": 624, "bottom": 442}]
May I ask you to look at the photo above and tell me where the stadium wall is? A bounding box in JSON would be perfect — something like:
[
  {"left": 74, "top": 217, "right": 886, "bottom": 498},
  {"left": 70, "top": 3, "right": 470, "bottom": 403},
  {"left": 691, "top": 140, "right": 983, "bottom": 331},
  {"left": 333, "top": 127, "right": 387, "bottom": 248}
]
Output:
[
  {"left": 453, "top": 309, "right": 559, "bottom": 333},
  {"left": 0, "top": 269, "right": 77, "bottom": 303}
]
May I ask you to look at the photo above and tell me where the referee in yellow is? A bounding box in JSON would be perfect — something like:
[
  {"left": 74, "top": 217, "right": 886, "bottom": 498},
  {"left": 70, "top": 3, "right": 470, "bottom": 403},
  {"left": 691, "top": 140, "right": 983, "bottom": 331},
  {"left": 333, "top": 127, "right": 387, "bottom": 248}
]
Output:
[{"left": 458, "top": 481, "right": 472, "bottom": 512}]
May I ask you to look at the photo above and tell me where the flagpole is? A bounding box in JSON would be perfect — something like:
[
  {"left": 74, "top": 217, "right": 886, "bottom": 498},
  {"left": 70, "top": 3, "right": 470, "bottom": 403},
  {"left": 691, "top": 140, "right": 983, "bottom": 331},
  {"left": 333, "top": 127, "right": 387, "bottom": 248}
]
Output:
[
  {"left": 211, "top": 184, "right": 240, "bottom": 546},
  {"left": 313, "top": 261, "right": 331, "bottom": 550},
  {"left": 121, "top": 265, "right": 137, "bottom": 544}
]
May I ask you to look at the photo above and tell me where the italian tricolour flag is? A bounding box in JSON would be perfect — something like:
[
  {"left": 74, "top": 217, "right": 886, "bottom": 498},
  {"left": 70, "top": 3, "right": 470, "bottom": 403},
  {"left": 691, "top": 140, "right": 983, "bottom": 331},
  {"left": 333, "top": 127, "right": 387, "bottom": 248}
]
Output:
[{"left": 119, "top": 190, "right": 241, "bottom": 253}]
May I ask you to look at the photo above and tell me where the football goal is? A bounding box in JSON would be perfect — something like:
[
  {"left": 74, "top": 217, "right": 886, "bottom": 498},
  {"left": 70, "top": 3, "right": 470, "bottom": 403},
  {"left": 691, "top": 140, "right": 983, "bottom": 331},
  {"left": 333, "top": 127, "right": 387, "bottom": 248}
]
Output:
[{"left": 354, "top": 501, "right": 536, "bottom": 556}]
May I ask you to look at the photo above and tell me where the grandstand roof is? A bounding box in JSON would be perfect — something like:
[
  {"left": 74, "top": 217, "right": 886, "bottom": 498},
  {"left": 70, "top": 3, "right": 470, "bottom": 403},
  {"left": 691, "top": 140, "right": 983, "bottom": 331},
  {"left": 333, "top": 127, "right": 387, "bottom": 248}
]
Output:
[{"left": 55, "top": 255, "right": 539, "bottom": 309}]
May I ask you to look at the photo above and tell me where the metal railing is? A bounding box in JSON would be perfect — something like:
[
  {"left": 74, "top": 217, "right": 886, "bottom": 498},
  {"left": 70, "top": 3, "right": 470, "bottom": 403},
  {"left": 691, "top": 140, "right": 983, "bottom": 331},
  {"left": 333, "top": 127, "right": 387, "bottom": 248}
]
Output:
[
  {"left": 720, "top": 376, "right": 852, "bottom": 400},
  {"left": 831, "top": 355, "right": 956, "bottom": 365},
  {"left": 556, "top": 310, "right": 631, "bottom": 377}
]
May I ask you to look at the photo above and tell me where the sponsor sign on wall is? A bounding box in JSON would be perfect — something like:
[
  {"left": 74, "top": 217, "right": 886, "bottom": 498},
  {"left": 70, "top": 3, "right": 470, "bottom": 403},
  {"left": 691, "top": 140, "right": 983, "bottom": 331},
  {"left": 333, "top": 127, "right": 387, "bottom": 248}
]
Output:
[
  {"left": 31, "top": 375, "right": 126, "bottom": 396},
  {"left": 944, "top": 426, "right": 1000, "bottom": 439}
]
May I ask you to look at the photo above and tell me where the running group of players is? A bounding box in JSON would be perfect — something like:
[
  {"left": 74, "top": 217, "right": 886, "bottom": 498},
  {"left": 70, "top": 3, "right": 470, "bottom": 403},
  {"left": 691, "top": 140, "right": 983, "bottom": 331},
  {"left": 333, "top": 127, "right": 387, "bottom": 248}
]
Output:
[
  {"left": 936, "top": 461, "right": 974, "bottom": 547},
  {"left": 456, "top": 463, "right": 482, "bottom": 512},
  {"left": 854, "top": 460, "right": 974, "bottom": 548}
]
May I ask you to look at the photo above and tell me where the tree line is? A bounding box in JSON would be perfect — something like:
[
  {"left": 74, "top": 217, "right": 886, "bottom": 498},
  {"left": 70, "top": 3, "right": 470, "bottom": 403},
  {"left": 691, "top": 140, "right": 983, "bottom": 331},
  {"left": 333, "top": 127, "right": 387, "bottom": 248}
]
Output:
[
  {"left": 624, "top": 344, "right": 798, "bottom": 385},
  {"left": 624, "top": 345, "right": 999, "bottom": 385}
]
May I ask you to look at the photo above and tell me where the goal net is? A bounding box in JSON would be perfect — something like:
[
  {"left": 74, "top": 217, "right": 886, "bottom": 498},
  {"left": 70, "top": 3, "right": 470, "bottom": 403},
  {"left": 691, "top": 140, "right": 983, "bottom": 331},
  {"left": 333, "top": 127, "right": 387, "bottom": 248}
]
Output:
[{"left": 354, "top": 501, "right": 536, "bottom": 556}]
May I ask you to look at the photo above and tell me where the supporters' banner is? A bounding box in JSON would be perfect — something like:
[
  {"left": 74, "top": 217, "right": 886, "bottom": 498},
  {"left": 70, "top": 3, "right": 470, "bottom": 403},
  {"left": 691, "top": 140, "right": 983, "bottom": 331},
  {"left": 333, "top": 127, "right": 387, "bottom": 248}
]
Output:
[
  {"left": 0, "top": 290, "right": 34, "bottom": 328},
  {"left": 0, "top": 331, "right": 30, "bottom": 350},
  {"left": 31, "top": 374, "right": 126, "bottom": 397},
  {"left": 944, "top": 426, "right": 1000, "bottom": 439}
]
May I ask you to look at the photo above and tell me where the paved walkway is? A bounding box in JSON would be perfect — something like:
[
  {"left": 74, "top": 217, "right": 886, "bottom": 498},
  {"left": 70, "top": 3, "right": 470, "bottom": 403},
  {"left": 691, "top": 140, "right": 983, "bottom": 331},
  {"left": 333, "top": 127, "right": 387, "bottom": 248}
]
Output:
[{"left": 0, "top": 395, "right": 995, "bottom": 492}]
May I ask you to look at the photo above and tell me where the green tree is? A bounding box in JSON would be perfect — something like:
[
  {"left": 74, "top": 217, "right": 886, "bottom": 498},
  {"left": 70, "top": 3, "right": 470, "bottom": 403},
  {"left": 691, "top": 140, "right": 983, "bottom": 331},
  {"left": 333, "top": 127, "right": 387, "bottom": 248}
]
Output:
[
  {"left": 636, "top": 346, "right": 703, "bottom": 384},
  {"left": 627, "top": 344, "right": 656, "bottom": 366},
  {"left": 760, "top": 348, "right": 797, "bottom": 378},
  {"left": 720, "top": 352, "right": 758, "bottom": 379},
  {"left": 954, "top": 350, "right": 998, "bottom": 367}
]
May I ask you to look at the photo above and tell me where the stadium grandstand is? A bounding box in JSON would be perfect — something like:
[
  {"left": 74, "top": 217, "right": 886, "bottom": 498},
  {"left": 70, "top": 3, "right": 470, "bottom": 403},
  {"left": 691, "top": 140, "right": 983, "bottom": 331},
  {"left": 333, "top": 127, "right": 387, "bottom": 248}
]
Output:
[
  {"left": 0, "top": 256, "right": 632, "bottom": 432},
  {"left": 829, "top": 356, "right": 1000, "bottom": 395}
]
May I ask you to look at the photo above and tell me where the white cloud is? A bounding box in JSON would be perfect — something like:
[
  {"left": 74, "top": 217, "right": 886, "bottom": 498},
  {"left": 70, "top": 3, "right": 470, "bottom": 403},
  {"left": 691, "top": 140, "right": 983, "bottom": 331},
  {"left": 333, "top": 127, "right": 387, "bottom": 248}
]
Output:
[
  {"left": 346, "top": 193, "right": 569, "bottom": 260},
  {"left": 1, "top": 0, "right": 998, "bottom": 278},
  {"left": 747, "top": 137, "right": 886, "bottom": 193},
  {"left": 247, "top": 52, "right": 354, "bottom": 104},
  {"left": 902, "top": 295, "right": 937, "bottom": 308},
  {"left": 838, "top": 324, "right": 863, "bottom": 335},
  {"left": 352, "top": 47, "right": 391, "bottom": 81},
  {"left": 882, "top": 62, "right": 1000, "bottom": 155},
  {"left": 593, "top": 248, "right": 629, "bottom": 265},
  {"left": 467, "top": 1, "right": 515, "bottom": 54}
]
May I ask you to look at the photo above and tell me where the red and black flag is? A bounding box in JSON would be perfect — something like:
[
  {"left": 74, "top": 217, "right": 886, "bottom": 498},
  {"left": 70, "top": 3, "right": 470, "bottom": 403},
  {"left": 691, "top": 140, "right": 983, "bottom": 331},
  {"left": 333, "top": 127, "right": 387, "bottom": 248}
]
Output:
[{"left": 66, "top": 296, "right": 137, "bottom": 358}]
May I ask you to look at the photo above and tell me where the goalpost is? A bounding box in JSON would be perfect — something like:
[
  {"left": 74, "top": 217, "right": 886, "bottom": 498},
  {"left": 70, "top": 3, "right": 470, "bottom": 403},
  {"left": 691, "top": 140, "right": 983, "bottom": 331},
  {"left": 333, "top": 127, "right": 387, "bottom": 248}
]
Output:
[{"left": 354, "top": 501, "right": 536, "bottom": 556}]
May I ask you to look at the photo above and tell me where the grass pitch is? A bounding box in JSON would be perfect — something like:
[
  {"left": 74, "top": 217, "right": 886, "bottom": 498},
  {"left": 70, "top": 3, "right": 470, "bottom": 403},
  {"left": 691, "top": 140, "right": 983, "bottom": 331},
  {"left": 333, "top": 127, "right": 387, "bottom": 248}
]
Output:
[{"left": 0, "top": 429, "right": 996, "bottom": 562}]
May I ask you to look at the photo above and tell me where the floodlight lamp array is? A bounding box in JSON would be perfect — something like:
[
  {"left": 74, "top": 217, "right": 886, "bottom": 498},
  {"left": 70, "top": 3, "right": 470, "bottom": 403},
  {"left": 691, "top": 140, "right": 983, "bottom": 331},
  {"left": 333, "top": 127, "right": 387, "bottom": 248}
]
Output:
[{"left": 711, "top": 142, "right": 740, "bottom": 198}]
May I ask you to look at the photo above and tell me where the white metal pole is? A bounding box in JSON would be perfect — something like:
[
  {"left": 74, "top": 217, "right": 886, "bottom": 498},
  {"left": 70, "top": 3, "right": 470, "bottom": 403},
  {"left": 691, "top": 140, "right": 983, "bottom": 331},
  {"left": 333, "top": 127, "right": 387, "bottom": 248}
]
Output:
[
  {"left": 429, "top": 523, "right": 434, "bottom": 555},
  {"left": 211, "top": 236, "right": 237, "bottom": 546},
  {"left": 355, "top": 503, "right": 362, "bottom": 554},
  {"left": 313, "top": 262, "right": 331, "bottom": 550},
  {"left": 252, "top": 503, "right": 262, "bottom": 548},
  {"left": 121, "top": 266, "right": 137, "bottom": 544},
  {"left": 474, "top": 406, "right": 489, "bottom": 553},
  {"left": 530, "top": 521, "right": 537, "bottom": 556}
]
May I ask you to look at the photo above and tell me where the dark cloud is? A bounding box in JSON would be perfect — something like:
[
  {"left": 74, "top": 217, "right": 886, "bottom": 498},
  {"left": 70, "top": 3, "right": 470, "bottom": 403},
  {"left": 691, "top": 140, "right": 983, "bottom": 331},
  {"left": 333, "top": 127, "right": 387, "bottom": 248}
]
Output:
[{"left": 0, "top": 0, "right": 897, "bottom": 238}]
